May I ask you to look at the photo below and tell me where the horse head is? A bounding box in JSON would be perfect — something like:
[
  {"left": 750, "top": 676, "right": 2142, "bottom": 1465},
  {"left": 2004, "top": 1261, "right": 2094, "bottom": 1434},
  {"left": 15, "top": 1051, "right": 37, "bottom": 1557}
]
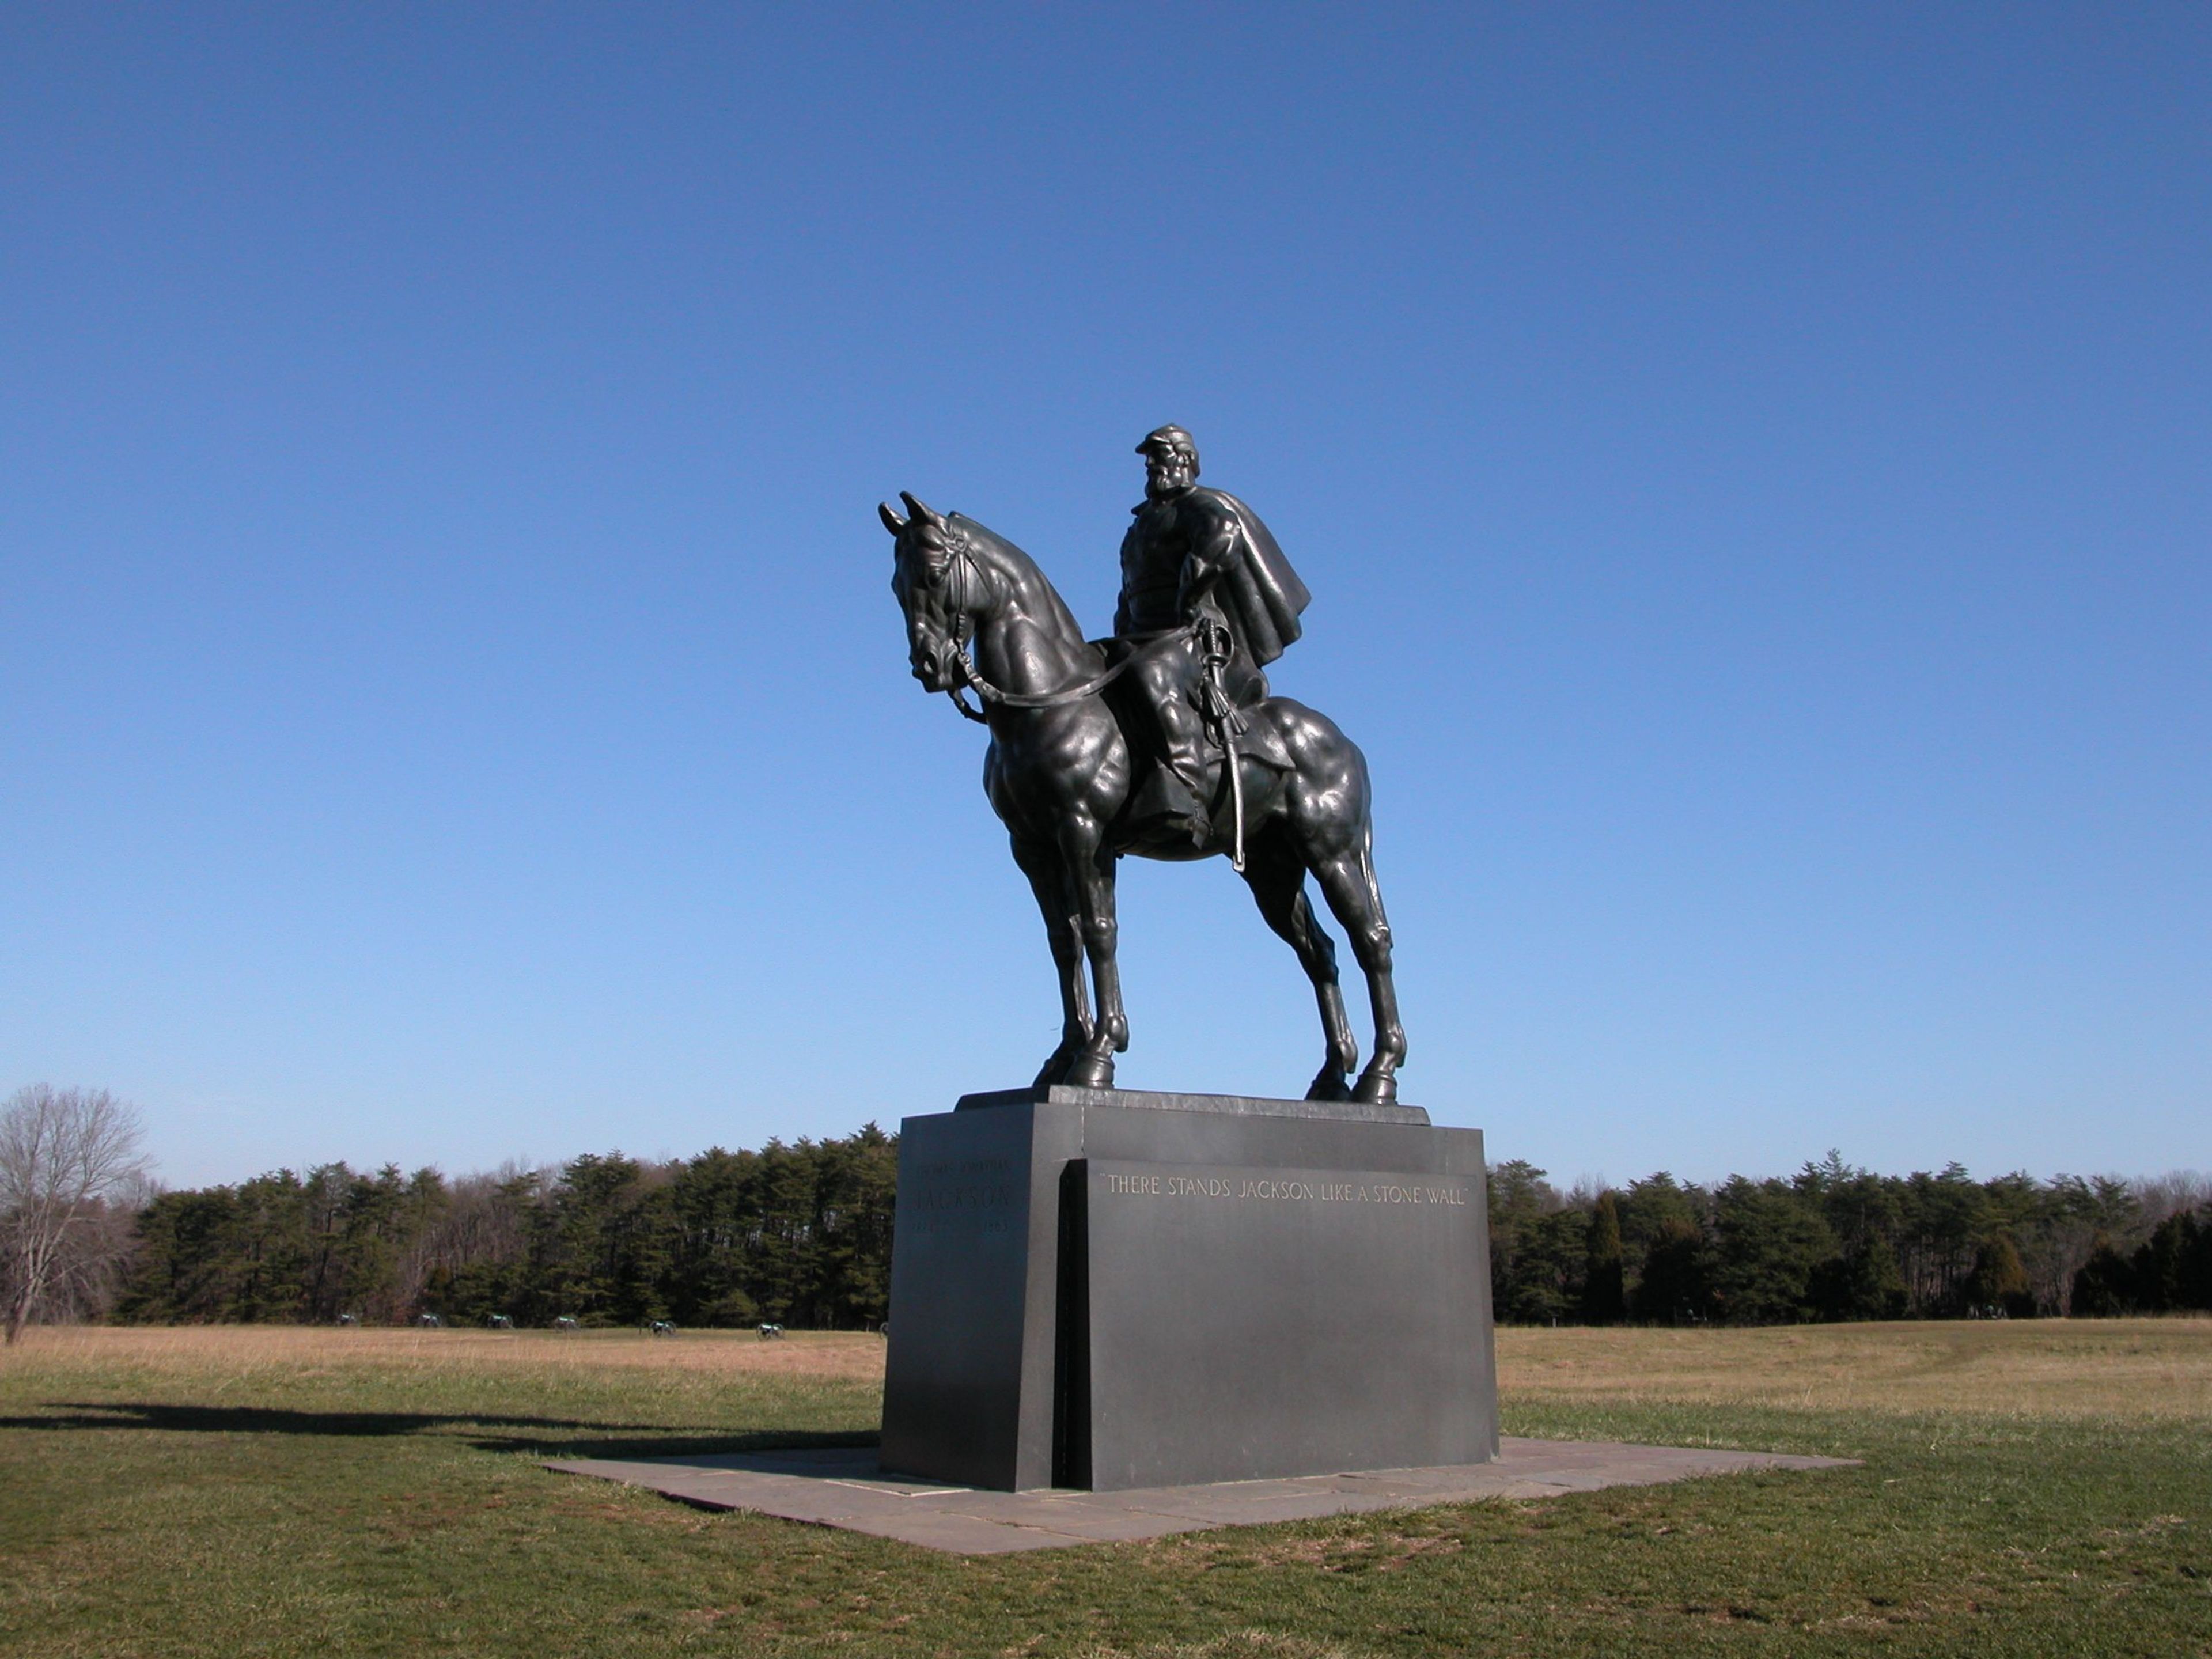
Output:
[{"left": 881, "top": 491, "right": 978, "bottom": 693}]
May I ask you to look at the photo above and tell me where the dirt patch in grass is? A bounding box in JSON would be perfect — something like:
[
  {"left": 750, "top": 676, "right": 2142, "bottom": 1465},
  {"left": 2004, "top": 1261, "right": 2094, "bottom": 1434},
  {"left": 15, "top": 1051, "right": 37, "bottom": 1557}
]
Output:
[{"left": 1075, "top": 1637, "right": 1357, "bottom": 1659}]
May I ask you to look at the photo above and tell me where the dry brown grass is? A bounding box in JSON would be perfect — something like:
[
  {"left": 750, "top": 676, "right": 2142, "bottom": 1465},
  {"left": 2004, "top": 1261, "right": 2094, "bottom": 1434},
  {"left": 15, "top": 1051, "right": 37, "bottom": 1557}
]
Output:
[
  {"left": 1496, "top": 1317, "right": 2212, "bottom": 1419},
  {"left": 13, "top": 1317, "right": 2206, "bottom": 1420},
  {"left": 4, "top": 1323, "right": 891, "bottom": 1382}
]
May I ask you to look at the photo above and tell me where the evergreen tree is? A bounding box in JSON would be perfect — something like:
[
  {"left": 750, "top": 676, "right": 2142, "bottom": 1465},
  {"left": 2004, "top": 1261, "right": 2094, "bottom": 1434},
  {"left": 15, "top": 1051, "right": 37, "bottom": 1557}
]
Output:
[
  {"left": 528, "top": 1154, "right": 669, "bottom": 1325},
  {"left": 226, "top": 1171, "right": 315, "bottom": 1321},
  {"left": 2070, "top": 1233, "right": 2136, "bottom": 1316},
  {"left": 115, "top": 1187, "right": 240, "bottom": 1321},
  {"left": 1808, "top": 1231, "right": 1907, "bottom": 1321},
  {"left": 2128, "top": 1211, "right": 2203, "bottom": 1313},
  {"left": 1485, "top": 1160, "right": 1555, "bottom": 1316},
  {"left": 1619, "top": 1173, "right": 1706, "bottom": 1319},
  {"left": 660, "top": 1147, "right": 764, "bottom": 1327},
  {"left": 1961, "top": 1232, "right": 2034, "bottom": 1317},
  {"left": 2184, "top": 1207, "right": 2212, "bottom": 1313},
  {"left": 1895, "top": 1164, "right": 1991, "bottom": 1314},
  {"left": 806, "top": 1123, "right": 898, "bottom": 1327},
  {"left": 1634, "top": 1217, "right": 1710, "bottom": 1321},
  {"left": 334, "top": 1165, "right": 437, "bottom": 1322},
  {"left": 1485, "top": 1162, "right": 1588, "bottom": 1323},
  {"left": 1581, "top": 1191, "right": 1626, "bottom": 1323},
  {"left": 1709, "top": 1176, "right": 1834, "bottom": 1324},
  {"left": 1504, "top": 1207, "right": 1589, "bottom": 1325},
  {"left": 750, "top": 1139, "right": 825, "bottom": 1323}
]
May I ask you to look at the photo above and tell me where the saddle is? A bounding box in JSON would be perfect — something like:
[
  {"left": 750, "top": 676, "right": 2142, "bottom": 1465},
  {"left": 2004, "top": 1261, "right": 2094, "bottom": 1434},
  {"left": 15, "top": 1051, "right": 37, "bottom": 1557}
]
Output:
[{"left": 1097, "top": 634, "right": 1298, "bottom": 778}]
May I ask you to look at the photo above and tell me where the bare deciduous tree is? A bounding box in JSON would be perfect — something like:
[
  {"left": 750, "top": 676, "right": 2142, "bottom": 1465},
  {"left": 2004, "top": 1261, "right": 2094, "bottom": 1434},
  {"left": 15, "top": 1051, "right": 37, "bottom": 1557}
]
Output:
[{"left": 1, "top": 1084, "right": 151, "bottom": 1344}]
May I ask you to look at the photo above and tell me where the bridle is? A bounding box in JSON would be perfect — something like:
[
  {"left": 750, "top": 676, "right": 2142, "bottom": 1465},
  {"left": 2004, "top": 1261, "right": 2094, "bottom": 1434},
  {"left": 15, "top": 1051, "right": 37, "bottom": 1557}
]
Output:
[{"left": 918, "top": 529, "right": 1176, "bottom": 723}]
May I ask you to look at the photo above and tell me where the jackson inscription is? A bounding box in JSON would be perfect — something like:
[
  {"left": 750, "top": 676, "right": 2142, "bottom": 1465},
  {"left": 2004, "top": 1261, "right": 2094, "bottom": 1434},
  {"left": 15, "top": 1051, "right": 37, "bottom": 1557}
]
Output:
[
  {"left": 1099, "top": 1169, "right": 1469, "bottom": 1206},
  {"left": 1077, "top": 1153, "right": 1495, "bottom": 1488},
  {"left": 902, "top": 1156, "right": 1018, "bottom": 1236}
]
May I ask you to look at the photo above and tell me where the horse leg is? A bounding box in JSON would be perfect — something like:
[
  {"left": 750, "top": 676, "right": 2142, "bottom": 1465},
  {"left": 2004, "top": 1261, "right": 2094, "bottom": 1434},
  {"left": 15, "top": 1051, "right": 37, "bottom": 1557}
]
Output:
[
  {"left": 1312, "top": 842, "right": 1406, "bottom": 1104},
  {"left": 1011, "top": 834, "right": 1091, "bottom": 1088},
  {"left": 1060, "top": 822, "right": 1127, "bottom": 1090},
  {"left": 1238, "top": 835, "right": 1358, "bottom": 1100}
]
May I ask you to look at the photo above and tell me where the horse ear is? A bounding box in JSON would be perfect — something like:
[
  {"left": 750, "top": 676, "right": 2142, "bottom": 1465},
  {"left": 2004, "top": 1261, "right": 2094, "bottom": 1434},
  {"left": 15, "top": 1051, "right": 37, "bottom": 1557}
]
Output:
[
  {"left": 878, "top": 501, "right": 908, "bottom": 536},
  {"left": 900, "top": 490, "right": 939, "bottom": 525}
]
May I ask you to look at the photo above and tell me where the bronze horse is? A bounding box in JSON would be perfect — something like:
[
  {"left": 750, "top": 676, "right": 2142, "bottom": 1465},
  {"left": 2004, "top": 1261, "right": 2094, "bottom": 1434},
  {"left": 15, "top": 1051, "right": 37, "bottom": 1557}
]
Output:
[{"left": 882, "top": 494, "right": 1406, "bottom": 1104}]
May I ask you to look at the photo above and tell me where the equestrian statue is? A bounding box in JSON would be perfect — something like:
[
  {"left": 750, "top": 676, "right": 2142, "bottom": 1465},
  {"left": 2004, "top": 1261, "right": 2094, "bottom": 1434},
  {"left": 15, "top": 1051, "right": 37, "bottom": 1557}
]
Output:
[{"left": 881, "top": 426, "right": 1407, "bottom": 1104}]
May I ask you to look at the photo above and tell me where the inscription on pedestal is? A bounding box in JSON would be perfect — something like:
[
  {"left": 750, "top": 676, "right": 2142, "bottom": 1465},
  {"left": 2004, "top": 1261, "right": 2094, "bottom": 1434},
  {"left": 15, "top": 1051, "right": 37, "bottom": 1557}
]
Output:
[
  {"left": 1100, "top": 1169, "right": 1472, "bottom": 1206},
  {"left": 903, "top": 1157, "right": 1020, "bottom": 1236},
  {"left": 1080, "top": 1159, "right": 1492, "bottom": 1490}
]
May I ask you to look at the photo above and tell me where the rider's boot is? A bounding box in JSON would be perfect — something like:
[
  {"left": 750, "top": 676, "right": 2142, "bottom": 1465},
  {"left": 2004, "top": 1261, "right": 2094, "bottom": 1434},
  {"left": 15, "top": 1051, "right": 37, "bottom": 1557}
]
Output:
[
  {"left": 1133, "top": 744, "right": 1217, "bottom": 847},
  {"left": 1130, "top": 760, "right": 1207, "bottom": 841},
  {"left": 1143, "top": 697, "right": 1216, "bottom": 847}
]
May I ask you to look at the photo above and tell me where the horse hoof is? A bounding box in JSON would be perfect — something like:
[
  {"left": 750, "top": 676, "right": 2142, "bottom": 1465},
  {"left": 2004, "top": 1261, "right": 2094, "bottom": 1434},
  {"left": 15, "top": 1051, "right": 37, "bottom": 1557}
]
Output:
[
  {"left": 1305, "top": 1070, "right": 1352, "bottom": 1103},
  {"left": 1064, "top": 1057, "right": 1115, "bottom": 1091},
  {"left": 1351, "top": 1073, "right": 1397, "bottom": 1105}
]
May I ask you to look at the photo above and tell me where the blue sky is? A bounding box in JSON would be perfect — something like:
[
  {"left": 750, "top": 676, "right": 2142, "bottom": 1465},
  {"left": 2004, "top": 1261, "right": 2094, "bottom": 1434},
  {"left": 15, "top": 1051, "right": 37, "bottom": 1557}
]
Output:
[{"left": 3, "top": 5, "right": 2206, "bottom": 1189}]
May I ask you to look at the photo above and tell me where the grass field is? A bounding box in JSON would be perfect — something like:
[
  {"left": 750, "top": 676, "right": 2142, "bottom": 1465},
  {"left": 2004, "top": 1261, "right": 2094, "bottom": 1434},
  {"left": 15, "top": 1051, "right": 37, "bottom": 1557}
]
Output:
[{"left": 2, "top": 1321, "right": 2207, "bottom": 1657}]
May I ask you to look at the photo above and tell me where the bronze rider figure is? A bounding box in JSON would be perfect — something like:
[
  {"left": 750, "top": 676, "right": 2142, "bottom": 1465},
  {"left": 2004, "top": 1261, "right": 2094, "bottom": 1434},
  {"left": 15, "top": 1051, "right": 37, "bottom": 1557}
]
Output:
[{"left": 1110, "top": 425, "right": 1311, "bottom": 843}]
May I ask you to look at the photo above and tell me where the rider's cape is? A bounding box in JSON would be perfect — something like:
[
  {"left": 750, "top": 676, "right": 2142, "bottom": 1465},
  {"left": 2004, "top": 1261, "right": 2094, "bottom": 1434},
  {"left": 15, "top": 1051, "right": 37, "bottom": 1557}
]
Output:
[{"left": 1195, "top": 488, "right": 1310, "bottom": 668}]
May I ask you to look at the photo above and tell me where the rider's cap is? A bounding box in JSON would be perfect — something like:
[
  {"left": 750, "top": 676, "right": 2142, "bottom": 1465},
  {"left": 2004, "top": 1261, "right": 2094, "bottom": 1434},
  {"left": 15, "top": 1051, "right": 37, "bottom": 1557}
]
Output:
[{"left": 1137, "top": 424, "right": 1198, "bottom": 461}]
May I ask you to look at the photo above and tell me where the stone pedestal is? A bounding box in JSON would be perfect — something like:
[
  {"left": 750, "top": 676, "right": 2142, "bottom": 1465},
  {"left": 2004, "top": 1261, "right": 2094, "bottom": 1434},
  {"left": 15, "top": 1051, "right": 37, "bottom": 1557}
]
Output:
[{"left": 879, "top": 1086, "right": 1498, "bottom": 1492}]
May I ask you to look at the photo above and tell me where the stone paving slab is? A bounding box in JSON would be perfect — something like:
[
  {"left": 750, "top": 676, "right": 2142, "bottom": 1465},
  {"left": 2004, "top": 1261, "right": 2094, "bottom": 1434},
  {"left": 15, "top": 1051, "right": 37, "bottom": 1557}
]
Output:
[{"left": 546, "top": 1437, "right": 1854, "bottom": 1555}]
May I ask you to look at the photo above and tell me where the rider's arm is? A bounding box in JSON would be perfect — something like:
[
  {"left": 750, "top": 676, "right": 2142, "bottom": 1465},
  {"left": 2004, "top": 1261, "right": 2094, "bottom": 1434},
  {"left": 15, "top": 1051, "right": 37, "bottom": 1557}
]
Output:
[
  {"left": 1113, "top": 517, "right": 1149, "bottom": 636},
  {"left": 1177, "top": 501, "right": 1241, "bottom": 619}
]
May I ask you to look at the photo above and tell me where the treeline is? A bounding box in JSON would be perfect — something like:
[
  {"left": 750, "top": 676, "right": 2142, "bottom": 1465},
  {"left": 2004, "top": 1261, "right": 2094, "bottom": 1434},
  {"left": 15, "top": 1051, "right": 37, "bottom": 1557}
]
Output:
[
  {"left": 1490, "top": 1155, "right": 2212, "bottom": 1324},
  {"left": 62, "top": 1135, "right": 2212, "bottom": 1331},
  {"left": 116, "top": 1128, "right": 896, "bottom": 1329}
]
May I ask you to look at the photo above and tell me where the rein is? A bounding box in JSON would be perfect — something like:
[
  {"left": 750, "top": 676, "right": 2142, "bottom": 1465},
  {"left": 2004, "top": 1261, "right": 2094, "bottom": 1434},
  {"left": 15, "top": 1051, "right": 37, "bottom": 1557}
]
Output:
[
  {"left": 921, "top": 530, "right": 1185, "bottom": 724},
  {"left": 940, "top": 568, "right": 1190, "bottom": 722},
  {"left": 950, "top": 641, "right": 1144, "bottom": 716}
]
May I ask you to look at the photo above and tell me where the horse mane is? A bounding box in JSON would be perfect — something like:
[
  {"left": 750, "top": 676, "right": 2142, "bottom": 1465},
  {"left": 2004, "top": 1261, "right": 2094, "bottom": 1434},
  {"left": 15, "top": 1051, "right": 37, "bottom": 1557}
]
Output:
[
  {"left": 946, "top": 514, "right": 1033, "bottom": 582},
  {"left": 945, "top": 514, "right": 1085, "bottom": 640}
]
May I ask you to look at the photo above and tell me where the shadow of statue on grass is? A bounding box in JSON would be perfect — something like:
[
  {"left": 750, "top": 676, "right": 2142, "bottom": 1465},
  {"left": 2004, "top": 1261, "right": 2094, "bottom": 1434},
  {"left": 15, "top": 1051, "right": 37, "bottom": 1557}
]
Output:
[{"left": 4, "top": 1402, "right": 877, "bottom": 1460}]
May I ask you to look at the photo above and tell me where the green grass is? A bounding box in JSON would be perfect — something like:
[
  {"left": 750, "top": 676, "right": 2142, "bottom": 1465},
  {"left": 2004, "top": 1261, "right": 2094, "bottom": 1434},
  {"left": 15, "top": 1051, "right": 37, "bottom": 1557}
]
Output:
[{"left": 2, "top": 1325, "right": 2207, "bottom": 1657}]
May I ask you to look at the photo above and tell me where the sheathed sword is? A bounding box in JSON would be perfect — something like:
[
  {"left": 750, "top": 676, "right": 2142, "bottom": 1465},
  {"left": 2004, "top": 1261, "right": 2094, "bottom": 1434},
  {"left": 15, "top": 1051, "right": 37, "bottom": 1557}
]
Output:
[
  {"left": 1196, "top": 619, "right": 1248, "bottom": 873},
  {"left": 1222, "top": 718, "right": 1247, "bottom": 873}
]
